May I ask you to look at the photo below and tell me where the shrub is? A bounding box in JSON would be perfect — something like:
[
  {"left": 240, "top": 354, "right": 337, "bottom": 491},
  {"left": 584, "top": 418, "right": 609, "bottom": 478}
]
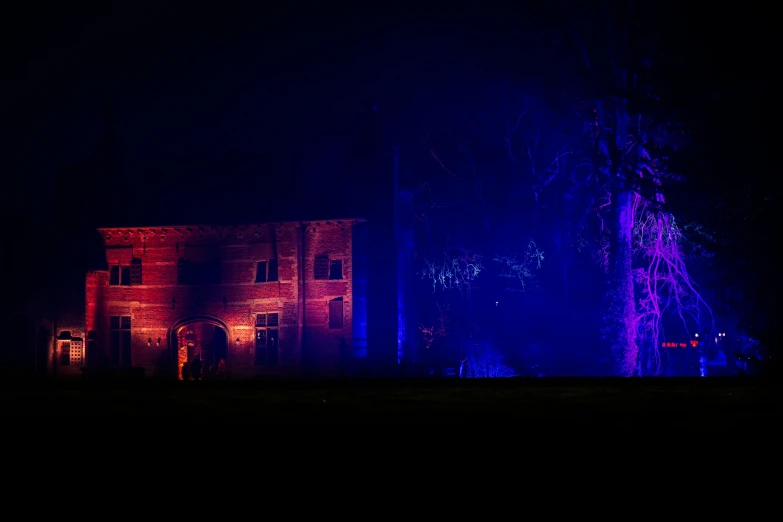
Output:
[{"left": 464, "top": 343, "right": 517, "bottom": 378}]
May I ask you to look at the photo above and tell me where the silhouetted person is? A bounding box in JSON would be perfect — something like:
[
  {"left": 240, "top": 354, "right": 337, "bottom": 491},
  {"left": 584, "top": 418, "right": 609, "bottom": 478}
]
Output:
[
  {"left": 181, "top": 362, "right": 191, "bottom": 381},
  {"left": 217, "top": 358, "right": 226, "bottom": 379},
  {"left": 192, "top": 355, "right": 202, "bottom": 380}
]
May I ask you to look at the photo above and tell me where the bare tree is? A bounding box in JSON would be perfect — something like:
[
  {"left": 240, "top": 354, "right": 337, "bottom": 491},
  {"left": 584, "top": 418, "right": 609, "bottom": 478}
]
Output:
[{"left": 571, "top": 2, "right": 715, "bottom": 375}]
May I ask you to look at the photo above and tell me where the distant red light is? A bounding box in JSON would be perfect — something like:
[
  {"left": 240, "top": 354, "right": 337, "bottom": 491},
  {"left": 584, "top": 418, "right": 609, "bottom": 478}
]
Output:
[{"left": 660, "top": 341, "right": 697, "bottom": 348}]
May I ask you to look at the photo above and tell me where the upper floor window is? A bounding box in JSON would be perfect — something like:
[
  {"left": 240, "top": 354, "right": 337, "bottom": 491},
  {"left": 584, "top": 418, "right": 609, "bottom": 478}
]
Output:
[
  {"left": 314, "top": 256, "right": 343, "bottom": 280},
  {"left": 329, "top": 259, "right": 343, "bottom": 280},
  {"left": 130, "top": 258, "right": 142, "bottom": 284},
  {"left": 255, "top": 259, "right": 279, "bottom": 283},
  {"left": 110, "top": 258, "right": 142, "bottom": 286},
  {"left": 314, "top": 255, "right": 329, "bottom": 280}
]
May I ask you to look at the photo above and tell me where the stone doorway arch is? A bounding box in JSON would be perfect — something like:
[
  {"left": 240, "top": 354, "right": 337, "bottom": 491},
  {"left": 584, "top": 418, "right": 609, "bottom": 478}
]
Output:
[{"left": 169, "top": 316, "right": 231, "bottom": 380}]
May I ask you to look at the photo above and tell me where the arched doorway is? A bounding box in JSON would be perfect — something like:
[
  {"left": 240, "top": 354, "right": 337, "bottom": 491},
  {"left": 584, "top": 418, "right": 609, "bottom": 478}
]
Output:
[{"left": 169, "top": 317, "right": 230, "bottom": 380}]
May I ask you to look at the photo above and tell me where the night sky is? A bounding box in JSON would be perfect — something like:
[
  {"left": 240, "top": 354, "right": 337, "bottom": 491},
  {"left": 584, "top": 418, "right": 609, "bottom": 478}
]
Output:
[{"left": 2, "top": 2, "right": 772, "bottom": 319}]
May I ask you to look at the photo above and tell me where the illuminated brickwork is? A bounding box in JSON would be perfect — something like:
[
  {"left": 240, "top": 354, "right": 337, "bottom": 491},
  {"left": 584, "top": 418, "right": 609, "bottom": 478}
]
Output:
[{"left": 85, "top": 220, "right": 362, "bottom": 378}]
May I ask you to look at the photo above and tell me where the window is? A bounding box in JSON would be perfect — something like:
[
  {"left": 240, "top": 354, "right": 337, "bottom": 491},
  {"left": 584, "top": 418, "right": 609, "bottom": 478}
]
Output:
[
  {"left": 70, "top": 340, "right": 83, "bottom": 366},
  {"left": 109, "top": 265, "right": 128, "bottom": 285},
  {"left": 109, "top": 259, "right": 142, "bottom": 285},
  {"left": 329, "top": 297, "right": 344, "bottom": 329},
  {"left": 110, "top": 315, "right": 132, "bottom": 367},
  {"left": 315, "top": 256, "right": 342, "bottom": 280},
  {"left": 314, "top": 255, "right": 329, "bottom": 280},
  {"left": 130, "top": 258, "right": 142, "bottom": 285},
  {"left": 329, "top": 259, "right": 343, "bottom": 280},
  {"left": 255, "top": 312, "right": 279, "bottom": 366},
  {"left": 255, "top": 259, "right": 279, "bottom": 283}
]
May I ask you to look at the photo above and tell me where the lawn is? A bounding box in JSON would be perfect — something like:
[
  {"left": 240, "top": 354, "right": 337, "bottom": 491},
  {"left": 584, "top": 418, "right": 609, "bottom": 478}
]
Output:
[{"left": 2, "top": 377, "right": 778, "bottom": 429}]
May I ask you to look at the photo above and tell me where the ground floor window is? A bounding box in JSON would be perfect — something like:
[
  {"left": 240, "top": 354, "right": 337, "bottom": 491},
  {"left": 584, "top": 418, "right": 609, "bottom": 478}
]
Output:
[
  {"left": 70, "top": 339, "right": 83, "bottom": 366},
  {"left": 110, "top": 315, "right": 132, "bottom": 367},
  {"left": 255, "top": 312, "right": 279, "bottom": 366}
]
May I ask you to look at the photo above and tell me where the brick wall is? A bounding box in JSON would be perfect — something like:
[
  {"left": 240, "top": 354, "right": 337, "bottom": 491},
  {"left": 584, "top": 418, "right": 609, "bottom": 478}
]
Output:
[
  {"left": 301, "top": 221, "right": 353, "bottom": 372},
  {"left": 85, "top": 220, "right": 360, "bottom": 378}
]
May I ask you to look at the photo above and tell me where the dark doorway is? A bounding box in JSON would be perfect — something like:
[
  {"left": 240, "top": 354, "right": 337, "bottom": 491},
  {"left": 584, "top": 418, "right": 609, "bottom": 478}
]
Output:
[
  {"left": 173, "top": 319, "right": 229, "bottom": 380},
  {"left": 213, "top": 326, "right": 228, "bottom": 367}
]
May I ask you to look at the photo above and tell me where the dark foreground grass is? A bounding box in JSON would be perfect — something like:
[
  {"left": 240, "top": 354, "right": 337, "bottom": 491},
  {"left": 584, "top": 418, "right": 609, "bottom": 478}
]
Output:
[{"left": 1, "top": 377, "right": 778, "bottom": 429}]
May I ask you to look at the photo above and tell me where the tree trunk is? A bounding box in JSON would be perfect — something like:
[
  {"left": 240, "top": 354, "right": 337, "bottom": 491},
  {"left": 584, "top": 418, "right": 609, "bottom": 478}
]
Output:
[
  {"left": 603, "top": 97, "right": 638, "bottom": 376},
  {"left": 606, "top": 186, "right": 637, "bottom": 376}
]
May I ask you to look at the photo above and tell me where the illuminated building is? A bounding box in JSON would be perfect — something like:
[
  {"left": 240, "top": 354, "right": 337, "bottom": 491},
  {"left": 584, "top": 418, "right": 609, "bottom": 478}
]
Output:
[{"left": 67, "top": 219, "right": 369, "bottom": 378}]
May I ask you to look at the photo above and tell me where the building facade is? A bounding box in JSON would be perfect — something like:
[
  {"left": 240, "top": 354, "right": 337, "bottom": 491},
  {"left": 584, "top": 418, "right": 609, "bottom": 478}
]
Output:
[{"left": 75, "top": 219, "right": 367, "bottom": 379}]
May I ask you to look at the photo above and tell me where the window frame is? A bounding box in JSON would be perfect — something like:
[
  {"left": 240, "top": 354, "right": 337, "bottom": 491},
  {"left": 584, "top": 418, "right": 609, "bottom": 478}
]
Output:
[
  {"left": 328, "top": 259, "right": 343, "bottom": 280},
  {"left": 109, "top": 258, "right": 142, "bottom": 286},
  {"left": 254, "top": 312, "right": 280, "bottom": 366},
  {"left": 314, "top": 255, "right": 329, "bottom": 280},
  {"left": 109, "top": 314, "right": 132, "bottom": 367},
  {"left": 315, "top": 255, "right": 345, "bottom": 281},
  {"left": 255, "top": 259, "right": 279, "bottom": 283}
]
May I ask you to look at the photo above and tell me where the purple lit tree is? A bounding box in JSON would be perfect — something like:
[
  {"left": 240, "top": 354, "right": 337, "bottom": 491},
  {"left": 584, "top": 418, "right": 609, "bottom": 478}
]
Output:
[
  {"left": 410, "top": 2, "right": 722, "bottom": 376},
  {"left": 569, "top": 4, "right": 717, "bottom": 375},
  {"left": 418, "top": 79, "right": 719, "bottom": 375},
  {"left": 585, "top": 118, "right": 718, "bottom": 375},
  {"left": 632, "top": 203, "right": 715, "bottom": 375}
]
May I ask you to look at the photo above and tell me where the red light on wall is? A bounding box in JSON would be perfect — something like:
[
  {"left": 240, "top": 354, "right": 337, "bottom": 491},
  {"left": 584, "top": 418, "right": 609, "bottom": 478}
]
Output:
[
  {"left": 690, "top": 340, "right": 698, "bottom": 347},
  {"left": 679, "top": 343, "right": 686, "bottom": 347}
]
